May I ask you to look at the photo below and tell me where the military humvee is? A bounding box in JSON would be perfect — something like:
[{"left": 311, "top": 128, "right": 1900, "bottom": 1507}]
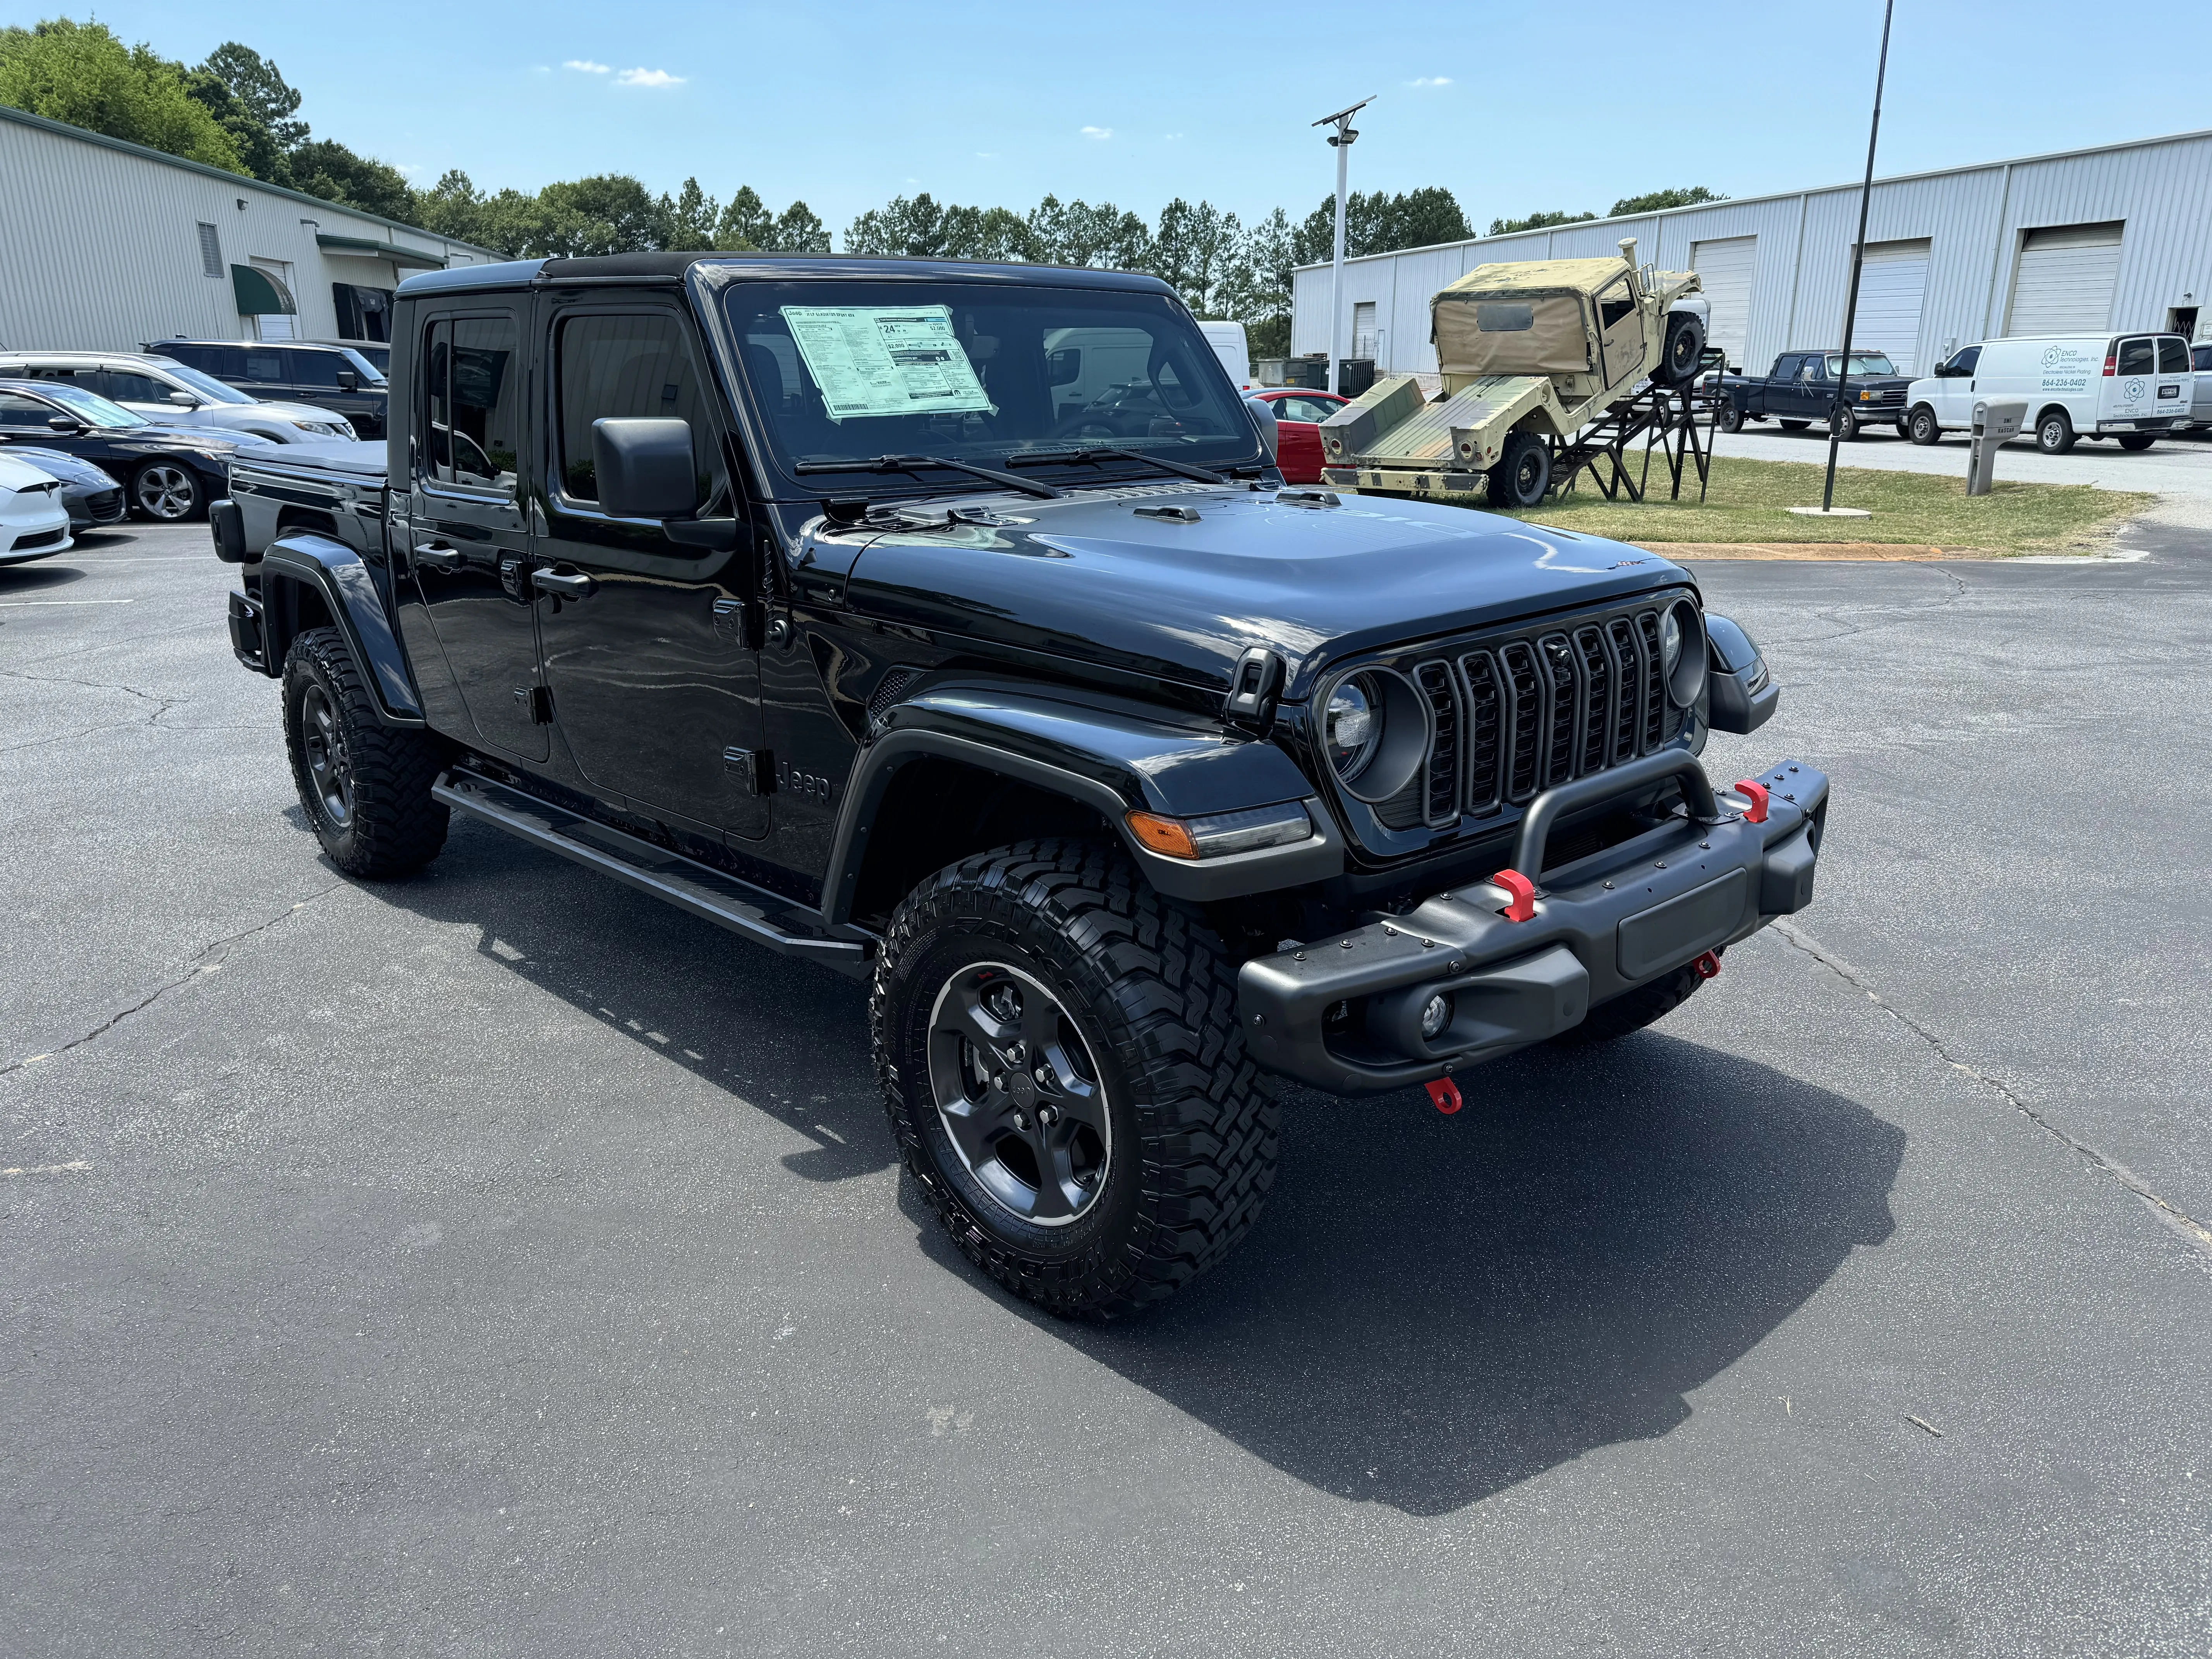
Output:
[{"left": 1319, "top": 237, "right": 1709, "bottom": 508}]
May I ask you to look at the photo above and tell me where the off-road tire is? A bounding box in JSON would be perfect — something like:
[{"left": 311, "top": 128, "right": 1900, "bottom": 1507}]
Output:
[
  {"left": 1717, "top": 402, "right": 1745, "bottom": 433},
  {"left": 2035, "top": 408, "right": 2076, "bottom": 454},
  {"left": 1553, "top": 960, "right": 1706, "bottom": 1046},
  {"left": 1779, "top": 419, "right": 1810, "bottom": 432},
  {"left": 2117, "top": 433, "right": 2157, "bottom": 451},
  {"left": 282, "top": 627, "right": 450, "bottom": 878},
  {"left": 1655, "top": 312, "right": 1705, "bottom": 386},
  {"left": 1487, "top": 431, "right": 1552, "bottom": 508},
  {"left": 1908, "top": 405, "right": 1941, "bottom": 445},
  {"left": 871, "top": 839, "right": 1279, "bottom": 1319}
]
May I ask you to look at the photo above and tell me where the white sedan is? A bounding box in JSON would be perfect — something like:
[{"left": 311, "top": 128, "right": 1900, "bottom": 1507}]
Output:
[{"left": 0, "top": 452, "right": 73, "bottom": 564}]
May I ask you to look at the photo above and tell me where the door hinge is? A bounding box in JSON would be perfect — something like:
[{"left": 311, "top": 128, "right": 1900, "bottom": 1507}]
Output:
[
  {"left": 713, "top": 596, "right": 764, "bottom": 651},
  {"left": 723, "top": 745, "right": 762, "bottom": 794},
  {"left": 511, "top": 685, "right": 553, "bottom": 725}
]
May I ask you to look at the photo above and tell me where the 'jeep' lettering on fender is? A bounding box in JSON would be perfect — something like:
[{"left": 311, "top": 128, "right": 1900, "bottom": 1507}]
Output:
[{"left": 778, "top": 761, "right": 834, "bottom": 805}]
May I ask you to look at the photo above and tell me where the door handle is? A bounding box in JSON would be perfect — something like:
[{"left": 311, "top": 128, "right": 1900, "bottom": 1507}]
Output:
[
  {"left": 412, "top": 542, "right": 462, "bottom": 571},
  {"left": 532, "top": 568, "right": 594, "bottom": 599}
]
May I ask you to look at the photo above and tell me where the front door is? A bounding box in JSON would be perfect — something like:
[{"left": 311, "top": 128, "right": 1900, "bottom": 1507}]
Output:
[
  {"left": 531, "top": 299, "right": 768, "bottom": 840},
  {"left": 1594, "top": 273, "right": 1642, "bottom": 388},
  {"left": 405, "top": 308, "right": 548, "bottom": 763}
]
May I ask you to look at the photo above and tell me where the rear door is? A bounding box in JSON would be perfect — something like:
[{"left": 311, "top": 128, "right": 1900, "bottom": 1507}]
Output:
[
  {"left": 2154, "top": 336, "right": 2191, "bottom": 425},
  {"left": 239, "top": 346, "right": 291, "bottom": 404},
  {"left": 404, "top": 306, "right": 548, "bottom": 762},
  {"left": 531, "top": 296, "right": 768, "bottom": 840},
  {"left": 2104, "top": 335, "right": 2157, "bottom": 427},
  {"left": 2193, "top": 342, "right": 2212, "bottom": 424}
]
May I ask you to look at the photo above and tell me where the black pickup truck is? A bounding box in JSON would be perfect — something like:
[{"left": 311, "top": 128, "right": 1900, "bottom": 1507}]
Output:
[
  {"left": 209, "top": 252, "right": 1823, "bottom": 1317},
  {"left": 1716, "top": 349, "right": 1912, "bottom": 440}
]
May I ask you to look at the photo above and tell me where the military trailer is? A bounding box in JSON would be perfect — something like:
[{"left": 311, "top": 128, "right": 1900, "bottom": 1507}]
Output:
[{"left": 1319, "top": 238, "right": 1709, "bottom": 508}]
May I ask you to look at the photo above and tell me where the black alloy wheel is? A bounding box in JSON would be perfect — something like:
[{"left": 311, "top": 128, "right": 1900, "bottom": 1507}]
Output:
[
  {"left": 299, "top": 681, "right": 354, "bottom": 829},
  {"left": 131, "top": 461, "right": 201, "bottom": 520},
  {"left": 927, "top": 961, "right": 1111, "bottom": 1227},
  {"left": 1487, "top": 431, "right": 1552, "bottom": 508},
  {"left": 1658, "top": 313, "right": 1705, "bottom": 385},
  {"left": 1908, "top": 405, "right": 1941, "bottom": 445}
]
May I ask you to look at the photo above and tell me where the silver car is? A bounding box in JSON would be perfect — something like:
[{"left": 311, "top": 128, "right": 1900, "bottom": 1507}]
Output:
[
  {"left": 0, "top": 351, "right": 354, "bottom": 445},
  {"left": 2193, "top": 341, "right": 2212, "bottom": 430}
]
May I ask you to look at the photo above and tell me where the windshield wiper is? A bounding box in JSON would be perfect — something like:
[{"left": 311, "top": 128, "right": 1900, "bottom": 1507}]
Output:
[
  {"left": 1005, "top": 446, "right": 1229, "bottom": 486},
  {"left": 791, "top": 453, "right": 1064, "bottom": 500}
]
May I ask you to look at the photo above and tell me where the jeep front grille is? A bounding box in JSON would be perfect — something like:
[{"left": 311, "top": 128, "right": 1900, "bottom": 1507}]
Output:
[{"left": 1367, "top": 597, "right": 1692, "bottom": 835}]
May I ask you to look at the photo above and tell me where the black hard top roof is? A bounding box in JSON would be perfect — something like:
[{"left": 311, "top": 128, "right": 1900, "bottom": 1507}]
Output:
[{"left": 396, "top": 251, "right": 1176, "bottom": 300}]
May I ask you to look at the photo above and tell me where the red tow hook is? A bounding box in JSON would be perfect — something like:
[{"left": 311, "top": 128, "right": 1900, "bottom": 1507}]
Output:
[
  {"left": 1692, "top": 950, "right": 1722, "bottom": 980},
  {"left": 1425, "top": 1077, "right": 1463, "bottom": 1115},
  {"left": 1492, "top": 868, "right": 1538, "bottom": 923},
  {"left": 1733, "top": 779, "right": 1771, "bottom": 824}
]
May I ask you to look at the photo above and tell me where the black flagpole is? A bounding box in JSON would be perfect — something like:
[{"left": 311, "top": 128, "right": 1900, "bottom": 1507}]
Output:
[{"left": 1823, "top": 0, "right": 1896, "bottom": 512}]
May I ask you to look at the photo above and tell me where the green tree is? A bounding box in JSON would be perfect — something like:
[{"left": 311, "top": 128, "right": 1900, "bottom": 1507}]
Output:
[
  {"left": 187, "top": 39, "right": 306, "bottom": 183},
  {"left": 0, "top": 18, "right": 244, "bottom": 171},
  {"left": 666, "top": 176, "right": 717, "bottom": 249},
  {"left": 288, "top": 138, "right": 417, "bottom": 221},
  {"left": 846, "top": 193, "right": 948, "bottom": 257},
  {"left": 939, "top": 203, "right": 1034, "bottom": 262},
  {"left": 1220, "top": 206, "right": 1294, "bottom": 355},
  {"left": 770, "top": 201, "right": 831, "bottom": 253},
  {"left": 1487, "top": 208, "right": 1597, "bottom": 236},
  {"left": 529, "top": 173, "right": 669, "bottom": 257},
  {"left": 1026, "top": 196, "right": 1152, "bottom": 270},
  {"left": 1293, "top": 187, "right": 1472, "bottom": 264},
  {"left": 1609, "top": 185, "right": 1726, "bottom": 216},
  {"left": 1154, "top": 198, "right": 1242, "bottom": 316},
  {"left": 714, "top": 184, "right": 773, "bottom": 250}
]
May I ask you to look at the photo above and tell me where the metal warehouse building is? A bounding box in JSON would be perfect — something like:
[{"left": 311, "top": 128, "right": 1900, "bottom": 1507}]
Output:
[
  {"left": 1293, "top": 127, "right": 2212, "bottom": 379},
  {"left": 0, "top": 105, "right": 496, "bottom": 354}
]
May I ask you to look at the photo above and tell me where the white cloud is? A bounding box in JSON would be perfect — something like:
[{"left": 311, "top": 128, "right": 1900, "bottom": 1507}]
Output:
[
  {"left": 1080, "top": 125, "right": 1113, "bottom": 139},
  {"left": 563, "top": 59, "right": 610, "bottom": 73},
  {"left": 616, "top": 66, "right": 684, "bottom": 87},
  {"left": 1406, "top": 75, "right": 1452, "bottom": 87},
  {"left": 1163, "top": 131, "right": 1185, "bottom": 141},
  {"left": 975, "top": 151, "right": 997, "bottom": 160}
]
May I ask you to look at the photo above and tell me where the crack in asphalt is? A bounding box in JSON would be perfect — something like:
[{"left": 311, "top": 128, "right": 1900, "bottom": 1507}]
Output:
[
  {"left": 1771, "top": 919, "right": 2212, "bottom": 1264},
  {"left": 0, "top": 664, "right": 179, "bottom": 727},
  {"left": 0, "top": 885, "right": 344, "bottom": 1079}
]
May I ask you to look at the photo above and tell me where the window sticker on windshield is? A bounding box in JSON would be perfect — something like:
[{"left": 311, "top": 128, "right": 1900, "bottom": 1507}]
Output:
[{"left": 779, "top": 305, "right": 993, "bottom": 422}]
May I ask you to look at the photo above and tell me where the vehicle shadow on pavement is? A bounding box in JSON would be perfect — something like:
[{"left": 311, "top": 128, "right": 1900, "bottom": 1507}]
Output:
[
  {"left": 371, "top": 821, "right": 1900, "bottom": 1518},
  {"left": 0, "top": 562, "right": 87, "bottom": 594},
  {"left": 1027, "top": 1038, "right": 1903, "bottom": 1517}
]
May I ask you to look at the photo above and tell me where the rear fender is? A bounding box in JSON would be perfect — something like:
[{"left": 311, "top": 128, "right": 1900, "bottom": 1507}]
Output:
[
  {"left": 259, "top": 531, "right": 424, "bottom": 725},
  {"left": 822, "top": 678, "right": 1340, "bottom": 922}
]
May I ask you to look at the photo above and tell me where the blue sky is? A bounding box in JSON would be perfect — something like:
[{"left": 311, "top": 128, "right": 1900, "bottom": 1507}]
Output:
[{"left": 17, "top": 1, "right": 2212, "bottom": 236}]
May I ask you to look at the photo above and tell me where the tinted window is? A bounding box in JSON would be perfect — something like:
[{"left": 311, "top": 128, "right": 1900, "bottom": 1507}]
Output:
[
  {"left": 243, "top": 349, "right": 287, "bottom": 383},
  {"left": 2157, "top": 337, "right": 2189, "bottom": 375},
  {"left": 2195, "top": 344, "right": 2212, "bottom": 373},
  {"left": 554, "top": 312, "right": 723, "bottom": 504},
  {"left": 2116, "top": 337, "right": 2155, "bottom": 375},
  {"left": 99, "top": 369, "right": 173, "bottom": 404},
  {"left": 1953, "top": 345, "right": 1981, "bottom": 374},
  {"left": 422, "top": 316, "right": 520, "bottom": 494},
  {"left": 162, "top": 344, "right": 222, "bottom": 373},
  {"left": 285, "top": 350, "right": 343, "bottom": 388},
  {"left": 0, "top": 392, "right": 54, "bottom": 429}
]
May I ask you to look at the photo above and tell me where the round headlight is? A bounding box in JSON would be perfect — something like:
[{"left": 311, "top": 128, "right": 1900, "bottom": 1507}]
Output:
[
  {"left": 1325, "top": 677, "right": 1380, "bottom": 781},
  {"left": 1662, "top": 598, "right": 1708, "bottom": 708}
]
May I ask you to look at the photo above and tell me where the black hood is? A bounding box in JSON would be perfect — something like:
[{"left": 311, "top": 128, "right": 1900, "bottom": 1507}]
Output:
[{"left": 841, "top": 486, "right": 1691, "bottom": 698}]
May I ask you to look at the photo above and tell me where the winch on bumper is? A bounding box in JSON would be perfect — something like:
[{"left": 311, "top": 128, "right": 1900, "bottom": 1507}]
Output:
[{"left": 1238, "top": 751, "right": 1829, "bottom": 1094}]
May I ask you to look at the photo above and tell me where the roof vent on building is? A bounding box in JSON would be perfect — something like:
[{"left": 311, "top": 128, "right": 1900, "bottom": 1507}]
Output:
[{"left": 197, "top": 222, "right": 223, "bottom": 278}]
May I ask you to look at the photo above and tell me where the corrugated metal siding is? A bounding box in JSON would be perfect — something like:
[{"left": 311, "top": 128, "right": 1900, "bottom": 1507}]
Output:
[
  {"left": 1295, "top": 128, "right": 2212, "bottom": 379},
  {"left": 0, "top": 112, "right": 488, "bottom": 354}
]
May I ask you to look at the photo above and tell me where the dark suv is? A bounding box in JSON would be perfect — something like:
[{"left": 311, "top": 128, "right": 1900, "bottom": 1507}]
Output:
[
  {"left": 209, "top": 252, "right": 1824, "bottom": 1318},
  {"left": 150, "top": 340, "right": 389, "bottom": 438}
]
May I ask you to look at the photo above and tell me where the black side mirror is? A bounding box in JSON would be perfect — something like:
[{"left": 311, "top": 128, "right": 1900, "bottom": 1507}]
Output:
[
  {"left": 335, "top": 370, "right": 360, "bottom": 391},
  {"left": 592, "top": 417, "right": 697, "bottom": 519},
  {"left": 1048, "top": 347, "right": 1082, "bottom": 386},
  {"left": 47, "top": 415, "right": 83, "bottom": 434},
  {"left": 1244, "top": 395, "right": 1279, "bottom": 462}
]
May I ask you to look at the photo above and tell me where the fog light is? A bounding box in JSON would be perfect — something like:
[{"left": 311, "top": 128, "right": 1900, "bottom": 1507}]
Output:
[{"left": 1419, "top": 993, "right": 1454, "bottom": 1041}]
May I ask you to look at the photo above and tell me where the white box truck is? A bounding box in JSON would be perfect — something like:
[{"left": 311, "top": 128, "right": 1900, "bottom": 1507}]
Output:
[{"left": 1905, "top": 332, "right": 2194, "bottom": 453}]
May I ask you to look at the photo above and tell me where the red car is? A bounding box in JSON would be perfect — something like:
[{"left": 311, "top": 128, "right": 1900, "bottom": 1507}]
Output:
[{"left": 1250, "top": 387, "right": 1349, "bottom": 483}]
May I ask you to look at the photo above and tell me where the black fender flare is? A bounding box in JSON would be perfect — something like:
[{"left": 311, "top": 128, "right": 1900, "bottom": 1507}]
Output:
[
  {"left": 260, "top": 531, "right": 424, "bottom": 726},
  {"left": 821, "top": 679, "right": 1341, "bottom": 922}
]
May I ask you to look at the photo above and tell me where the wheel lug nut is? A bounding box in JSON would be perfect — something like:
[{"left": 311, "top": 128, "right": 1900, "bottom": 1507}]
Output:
[
  {"left": 992, "top": 1073, "right": 1006, "bottom": 1092},
  {"left": 1012, "top": 1110, "right": 1030, "bottom": 1132},
  {"left": 1004, "top": 1041, "right": 1026, "bottom": 1066},
  {"left": 1038, "top": 1105, "right": 1060, "bottom": 1127}
]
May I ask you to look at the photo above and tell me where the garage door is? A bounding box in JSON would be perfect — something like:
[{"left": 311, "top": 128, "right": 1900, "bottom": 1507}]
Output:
[
  {"left": 2006, "top": 222, "right": 2123, "bottom": 335},
  {"left": 1690, "top": 236, "right": 1755, "bottom": 370},
  {"left": 1849, "top": 239, "right": 1930, "bottom": 373}
]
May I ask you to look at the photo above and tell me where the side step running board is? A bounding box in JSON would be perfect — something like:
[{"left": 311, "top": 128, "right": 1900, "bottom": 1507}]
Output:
[{"left": 433, "top": 769, "right": 873, "bottom": 975}]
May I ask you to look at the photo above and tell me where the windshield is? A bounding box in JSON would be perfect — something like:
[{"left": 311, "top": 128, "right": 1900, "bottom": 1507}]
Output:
[
  {"left": 156, "top": 362, "right": 254, "bottom": 403},
  {"left": 335, "top": 347, "right": 387, "bottom": 385},
  {"left": 1825, "top": 353, "right": 1897, "bottom": 377},
  {"left": 41, "top": 383, "right": 148, "bottom": 428},
  {"left": 716, "top": 279, "right": 1261, "bottom": 489}
]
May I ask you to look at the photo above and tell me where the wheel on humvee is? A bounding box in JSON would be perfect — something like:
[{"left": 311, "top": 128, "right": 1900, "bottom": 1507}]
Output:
[
  {"left": 1655, "top": 312, "right": 1706, "bottom": 387},
  {"left": 1487, "top": 430, "right": 1553, "bottom": 508}
]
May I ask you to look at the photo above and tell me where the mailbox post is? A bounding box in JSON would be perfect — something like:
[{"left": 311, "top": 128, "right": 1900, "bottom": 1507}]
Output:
[{"left": 1967, "top": 398, "right": 2028, "bottom": 496}]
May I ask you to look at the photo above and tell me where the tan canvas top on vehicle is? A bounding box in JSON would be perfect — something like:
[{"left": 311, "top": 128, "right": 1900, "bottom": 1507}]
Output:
[{"left": 1431, "top": 257, "right": 1628, "bottom": 377}]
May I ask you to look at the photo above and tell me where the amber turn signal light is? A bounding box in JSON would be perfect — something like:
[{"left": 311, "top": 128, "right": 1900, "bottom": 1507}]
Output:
[{"left": 1124, "top": 811, "right": 1199, "bottom": 860}]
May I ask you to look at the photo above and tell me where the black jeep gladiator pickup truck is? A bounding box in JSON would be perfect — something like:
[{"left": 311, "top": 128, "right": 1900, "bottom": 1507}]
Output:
[
  {"left": 210, "top": 252, "right": 1822, "bottom": 1317},
  {"left": 1716, "top": 348, "right": 1912, "bottom": 440}
]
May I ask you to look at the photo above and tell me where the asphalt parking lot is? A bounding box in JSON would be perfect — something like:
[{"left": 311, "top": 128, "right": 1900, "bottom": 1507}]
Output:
[{"left": 5, "top": 514, "right": 2210, "bottom": 1656}]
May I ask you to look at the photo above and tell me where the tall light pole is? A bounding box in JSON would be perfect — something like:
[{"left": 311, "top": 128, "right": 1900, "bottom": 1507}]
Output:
[
  {"left": 1822, "top": 0, "right": 1895, "bottom": 512},
  {"left": 1313, "top": 96, "right": 1374, "bottom": 396}
]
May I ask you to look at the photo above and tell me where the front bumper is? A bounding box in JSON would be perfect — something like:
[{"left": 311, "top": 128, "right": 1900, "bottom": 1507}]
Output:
[{"left": 1238, "top": 756, "right": 1829, "bottom": 1094}]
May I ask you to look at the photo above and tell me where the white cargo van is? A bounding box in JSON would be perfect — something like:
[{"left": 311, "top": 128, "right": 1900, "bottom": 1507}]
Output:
[
  {"left": 1196, "top": 320, "right": 1252, "bottom": 390},
  {"left": 1905, "top": 332, "right": 2194, "bottom": 453}
]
